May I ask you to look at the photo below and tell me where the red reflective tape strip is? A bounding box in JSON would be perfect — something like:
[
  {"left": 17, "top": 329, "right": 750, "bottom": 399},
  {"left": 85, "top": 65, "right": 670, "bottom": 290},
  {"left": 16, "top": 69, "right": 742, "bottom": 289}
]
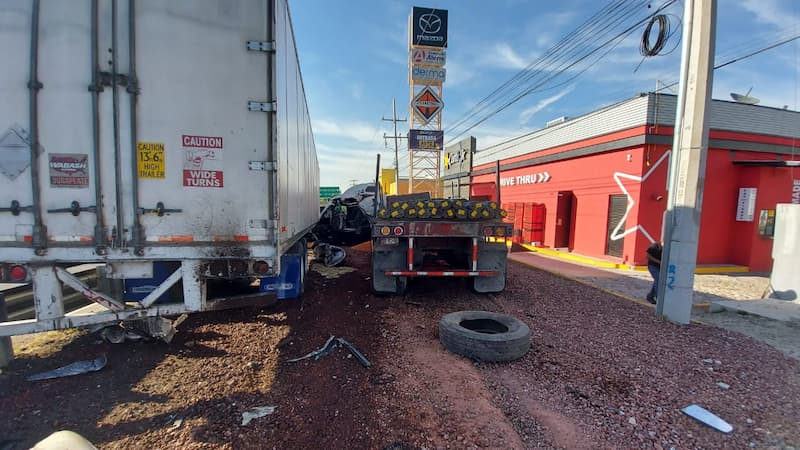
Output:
[
  {"left": 407, "top": 237, "right": 414, "bottom": 270},
  {"left": 472, "top": 237, "right": 478, "bottom": 271},
  {"left": 385, "top": 271, "right": 498, "bottom": 277},
  {"left": 234, "top": 235, "right": 249, "bottom": 242},
  {"left": 80, "top": 236, "right": 93, "bottom": 242},
  {"left": 23, "top": 235, "right": 33, "bottom": 243}
]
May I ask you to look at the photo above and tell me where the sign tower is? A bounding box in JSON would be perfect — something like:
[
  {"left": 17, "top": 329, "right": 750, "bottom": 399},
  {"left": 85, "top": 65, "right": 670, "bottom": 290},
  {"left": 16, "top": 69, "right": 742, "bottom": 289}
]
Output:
[{"left": 408, "top": 6, "right": 447, "bottom": 194}]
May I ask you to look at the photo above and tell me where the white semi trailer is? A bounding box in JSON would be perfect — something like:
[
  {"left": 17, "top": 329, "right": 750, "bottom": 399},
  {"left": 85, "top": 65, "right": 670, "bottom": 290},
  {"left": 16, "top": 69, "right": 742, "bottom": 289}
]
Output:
[{"left": 0, "top": 0, "right": 319, "bottom": 337}]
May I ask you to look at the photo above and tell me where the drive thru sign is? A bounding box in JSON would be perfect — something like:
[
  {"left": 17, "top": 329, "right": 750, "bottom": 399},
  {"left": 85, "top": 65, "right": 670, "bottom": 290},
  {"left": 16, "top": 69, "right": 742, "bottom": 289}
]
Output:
[{"left": 412, "top": 86, "right": 443, "bottom": 125}]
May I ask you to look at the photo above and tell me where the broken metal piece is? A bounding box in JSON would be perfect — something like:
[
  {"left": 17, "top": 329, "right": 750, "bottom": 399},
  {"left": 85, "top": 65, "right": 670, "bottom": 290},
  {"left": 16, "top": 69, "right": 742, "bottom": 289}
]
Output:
[
  {"left": 288, "top": 335, "right": 337, "bottom": 363},
  {"left": 27, "top": 354, "right": 107, "bottom": 381},
  {"left": 287, "top": 336, "right": 370, "bottom": 368},
  {"left": 682, "top": 404, "right": 733, "bottom": 433},
  {"left": 241, "top": 406, "right": 276, "bottom": 426},
  {"left": 336, "top": 337, "right": 371, "bottom": 368}
]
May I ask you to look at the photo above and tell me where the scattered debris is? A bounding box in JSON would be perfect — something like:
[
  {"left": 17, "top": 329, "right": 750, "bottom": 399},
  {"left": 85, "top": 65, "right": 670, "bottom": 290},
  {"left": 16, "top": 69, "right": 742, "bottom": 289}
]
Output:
[
  {"left": 288, "top": 335, "right": 371, "bottom": 368},
  {"left": 313, "top": 243, "right": 346, "bottom": 267},
  {"left": 98, "top": 313, "right": 189, "bottom": 344},
  {"left": 241, "top": 406, "right": 276, "bottom": 426},
  {"left": 717, "top": 382, "right": 731, "bottom": 390},
  {"left": 682, "top": 404, "right": 733, "bottom": 433},
  {"left": 245, "top": 361, "right": 262, "bottom": 371},
  {"left": 405, "top": 300, "right": 423, "bottom": 306},
  {"left": 310, "top": 265, "right": 356, "bottom": 279},
  {"left": 28, "top": 354, "right": 107, "bottom": 381},
  {"left": 702, "top": 358, "right": 714, "bottom": 364},
  {"left": 169, "top": 418, "right": 183, "bottom": 430},
  {"left": 628, "top": 417, "right": 637, "bottom": 426},
  {"left": 370, "top": 372, "right": 396, "bottom": 385}
]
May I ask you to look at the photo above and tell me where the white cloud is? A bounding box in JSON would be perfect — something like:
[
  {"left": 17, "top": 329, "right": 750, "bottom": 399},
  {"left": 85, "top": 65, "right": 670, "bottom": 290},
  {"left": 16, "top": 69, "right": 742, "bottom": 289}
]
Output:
[
  {"left": 313, "top": 119, "right": 383, "bottom": 144},
  {"left": 445, "top": 58, "right": 475, "bottom": 87},
  {"left": 740, "top": 0, "right": 800, "bottom": 30},
  {"left": 518, "top": 86, "right": 575, "bottom": 124},
  {"left": 484, "top": 43, "right": 531, "bottom": 70}
]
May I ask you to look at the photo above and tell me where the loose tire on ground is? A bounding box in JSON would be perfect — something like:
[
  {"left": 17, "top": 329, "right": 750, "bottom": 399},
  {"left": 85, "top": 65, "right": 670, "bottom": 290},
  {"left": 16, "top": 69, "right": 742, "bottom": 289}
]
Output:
[{"left": 438, "top": 311, "right": 530, "bottom": 362}]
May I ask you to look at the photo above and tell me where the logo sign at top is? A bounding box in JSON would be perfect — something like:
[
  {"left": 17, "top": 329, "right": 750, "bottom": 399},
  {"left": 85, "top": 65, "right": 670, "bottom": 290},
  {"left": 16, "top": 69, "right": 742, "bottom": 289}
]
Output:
[
  {"left": 412, "top": 7, "right": 448, "bottom": 48},
  {"left": 412, "top": 86, "right": 444, "bottom": 124},
  {"left": 410, "top": 48, "right": 446, "bottom": 66}
]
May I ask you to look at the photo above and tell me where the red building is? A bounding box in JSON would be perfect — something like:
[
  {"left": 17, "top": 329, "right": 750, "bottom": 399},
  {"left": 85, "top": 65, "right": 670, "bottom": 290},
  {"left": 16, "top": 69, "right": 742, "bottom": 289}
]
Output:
[{"left": 467, "top": 93, "right": 800, "bottom": 271}]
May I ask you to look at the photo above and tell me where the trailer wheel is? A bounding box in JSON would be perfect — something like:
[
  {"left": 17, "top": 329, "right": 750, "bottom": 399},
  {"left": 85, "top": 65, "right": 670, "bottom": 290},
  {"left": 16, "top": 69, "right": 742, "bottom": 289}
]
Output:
[{"left": 438, "top": 311, "right": 530, "bottom": 362}]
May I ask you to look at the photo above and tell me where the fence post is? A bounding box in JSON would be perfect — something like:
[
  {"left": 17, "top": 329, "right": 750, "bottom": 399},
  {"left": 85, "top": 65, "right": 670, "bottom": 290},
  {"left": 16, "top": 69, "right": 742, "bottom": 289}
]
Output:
[{"left": 0, "top": 293, "right": 13, "bottom": 367}]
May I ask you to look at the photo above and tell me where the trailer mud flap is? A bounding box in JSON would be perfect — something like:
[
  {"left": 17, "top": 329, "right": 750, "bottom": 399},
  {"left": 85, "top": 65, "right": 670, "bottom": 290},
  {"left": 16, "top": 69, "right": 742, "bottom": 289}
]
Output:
[
  {"left": 372, "top": 239, "right": 407, "bottom": 294},
  {"left": 472, "top": 241, "right": 508, "bottom": 293}
]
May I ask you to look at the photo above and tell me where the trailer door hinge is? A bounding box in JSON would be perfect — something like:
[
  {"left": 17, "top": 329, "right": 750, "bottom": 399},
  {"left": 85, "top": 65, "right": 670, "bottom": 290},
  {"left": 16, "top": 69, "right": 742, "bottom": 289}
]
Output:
[
  {"left": 249, "top": 161, "right": 275, "bottom": 171},
  {"left": 246, "top": 40, "right": 275, "bottom": 52},
  {"left": 248, "top": 101, "right": 275, "bottom": 112}
]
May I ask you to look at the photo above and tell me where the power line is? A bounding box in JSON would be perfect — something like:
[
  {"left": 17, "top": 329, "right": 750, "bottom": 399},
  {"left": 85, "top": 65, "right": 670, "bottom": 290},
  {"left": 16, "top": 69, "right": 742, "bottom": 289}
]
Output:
[
  {"left": 478, "top": 32, "right": 800, "bottom": 163},
  {"left": 447, "top": 0, "right": 677, "bottom": 145},
  {"left": 445, "top": 0, "right": 676, "bottom": 145}
]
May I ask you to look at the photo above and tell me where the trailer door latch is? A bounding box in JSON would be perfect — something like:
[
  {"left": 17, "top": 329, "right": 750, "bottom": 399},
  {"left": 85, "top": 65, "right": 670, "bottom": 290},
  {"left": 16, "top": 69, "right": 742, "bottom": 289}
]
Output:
[
  {"left": 248, "top": 101, "right": 276, "bottom": 112},
  {"left": 138, "top": 202, "right": 182, "bottom": 217},
  {"left": 248, "top": 161, "right": 275, "bottom": 171},
  {"left": 246, "top": 40, "right": 275, "bottom": 52}
]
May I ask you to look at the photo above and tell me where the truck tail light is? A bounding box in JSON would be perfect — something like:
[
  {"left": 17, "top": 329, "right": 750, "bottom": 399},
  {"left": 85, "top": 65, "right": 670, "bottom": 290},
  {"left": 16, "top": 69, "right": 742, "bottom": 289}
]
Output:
[
  {"left": 484, "top": 226, "right": 493, "bottom": 236},
  {"left": 393, "top": 226, "right": 404, "bottom": 236},
  {"left": 253, "top": 261, "right": 270, "bottom": 275},
  {"left": 380, "top": 226, "right": 391, "bottom": 236},
  {"left": 9, "top": 264, "right": 27, "bottom": 282},
  {"left": 495, "top": 227, "right": 506, "bottom": 237}
]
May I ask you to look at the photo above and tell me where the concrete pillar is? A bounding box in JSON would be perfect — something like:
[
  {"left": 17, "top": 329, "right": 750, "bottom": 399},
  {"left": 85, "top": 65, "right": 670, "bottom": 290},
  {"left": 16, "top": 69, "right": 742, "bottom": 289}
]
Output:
[{"left": 657, "top": 0, "right": 717, "bottom": 324}]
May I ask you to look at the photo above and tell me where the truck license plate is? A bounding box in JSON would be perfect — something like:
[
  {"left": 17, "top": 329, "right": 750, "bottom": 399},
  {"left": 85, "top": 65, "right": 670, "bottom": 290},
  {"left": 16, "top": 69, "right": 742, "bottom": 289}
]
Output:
[{"left": 379, "top": 237, "right": 399, "bottom": 245}]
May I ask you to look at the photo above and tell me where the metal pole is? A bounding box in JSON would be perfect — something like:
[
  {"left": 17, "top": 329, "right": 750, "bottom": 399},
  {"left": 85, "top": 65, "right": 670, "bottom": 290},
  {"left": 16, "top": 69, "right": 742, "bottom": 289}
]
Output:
[
  {"left": 374, "top": 154, "right": 381, "bottom": 217},
  {"left": 382, "top": 98, "right": 407, "bottom": 194},
  {"left": 392, "top": 98, "right": 399, "bottom": 189},
  {"left": 656, "top": 0, "right": 717, "bottom": 324},
  {"left": 0, "top": 293, "right": 12, "bottom": 367},
  {"left": 495, "top": 160, "right": 501, "bottom": 204}
]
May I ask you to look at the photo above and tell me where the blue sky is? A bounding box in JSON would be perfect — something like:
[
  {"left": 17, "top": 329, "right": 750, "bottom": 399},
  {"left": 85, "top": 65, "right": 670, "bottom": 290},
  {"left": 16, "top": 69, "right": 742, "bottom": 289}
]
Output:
[{"left": 289, "top": 0, "right": 800, "bottom": 188}]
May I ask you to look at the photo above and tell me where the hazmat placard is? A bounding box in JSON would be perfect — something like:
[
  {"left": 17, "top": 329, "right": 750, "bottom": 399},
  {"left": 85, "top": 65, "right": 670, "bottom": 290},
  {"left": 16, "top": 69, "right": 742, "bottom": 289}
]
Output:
[
  {"left": 137, "top": 142, "right": 165, "bottom": 179},
  {"left": 182, "top": 134, "right": 224, "bottom": 188},
  {"left": 49, "top": 153, "right": 89, "bottom": 188}
]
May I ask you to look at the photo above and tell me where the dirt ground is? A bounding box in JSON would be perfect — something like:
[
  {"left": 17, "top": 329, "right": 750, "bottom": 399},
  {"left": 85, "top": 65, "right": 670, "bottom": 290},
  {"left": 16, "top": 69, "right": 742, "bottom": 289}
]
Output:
[{"left": 1, "top": 247, "right": 799, "bottom": 449}]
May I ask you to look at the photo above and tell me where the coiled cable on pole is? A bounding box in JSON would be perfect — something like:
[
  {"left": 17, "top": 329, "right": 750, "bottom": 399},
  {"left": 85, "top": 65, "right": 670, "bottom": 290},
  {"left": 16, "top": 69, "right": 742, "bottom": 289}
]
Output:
[{"left": 640, "top": 14, "right": 669, "bottom": 56}]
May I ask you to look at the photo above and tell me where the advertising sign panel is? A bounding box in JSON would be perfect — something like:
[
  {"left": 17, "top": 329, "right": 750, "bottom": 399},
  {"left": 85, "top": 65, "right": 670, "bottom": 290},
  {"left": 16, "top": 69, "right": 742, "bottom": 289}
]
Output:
[
  {"left": 409, "top": 129, "right": 444, "bottom": 150},
  {"left": 410, "top": 48, "right": 446, "bottom": 66},
  {"left": 411, "top": 7, "right": 448, "bottom": 48},
  {"left": 412, "top": 87, "right": 444, "bottom": 124},
  {"left": 411, "top": 66, "right": 446, "bottom": 83}
]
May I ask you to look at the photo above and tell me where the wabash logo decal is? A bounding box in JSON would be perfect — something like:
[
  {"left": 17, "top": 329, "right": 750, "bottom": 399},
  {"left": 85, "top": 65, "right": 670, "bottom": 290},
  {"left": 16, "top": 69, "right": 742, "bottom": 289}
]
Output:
[{"left": 49, "top": 153, "right": 89, "bottom": 188}]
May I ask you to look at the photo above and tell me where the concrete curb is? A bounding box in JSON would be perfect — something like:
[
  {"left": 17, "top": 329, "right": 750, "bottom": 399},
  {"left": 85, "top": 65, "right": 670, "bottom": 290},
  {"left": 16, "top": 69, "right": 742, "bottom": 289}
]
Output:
[{"left": 516, "top": 243, "right": 749, "bottom": 274}]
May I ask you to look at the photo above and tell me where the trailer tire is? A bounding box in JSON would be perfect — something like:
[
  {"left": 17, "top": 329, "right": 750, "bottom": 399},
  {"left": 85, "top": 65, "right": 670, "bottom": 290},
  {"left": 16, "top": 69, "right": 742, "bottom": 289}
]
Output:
[{"left": 439, "top": 311, "right": 530, "bottom": 362}]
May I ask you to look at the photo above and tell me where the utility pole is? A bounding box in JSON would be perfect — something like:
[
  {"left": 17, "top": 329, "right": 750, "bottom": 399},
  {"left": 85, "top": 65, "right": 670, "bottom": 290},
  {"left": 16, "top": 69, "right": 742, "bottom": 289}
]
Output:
[
  {"left": 383, "top": 97, "right": 407, "bottom": 192},
  {"left": 656, "top": 0, "right": 717, "bottom": 324}
]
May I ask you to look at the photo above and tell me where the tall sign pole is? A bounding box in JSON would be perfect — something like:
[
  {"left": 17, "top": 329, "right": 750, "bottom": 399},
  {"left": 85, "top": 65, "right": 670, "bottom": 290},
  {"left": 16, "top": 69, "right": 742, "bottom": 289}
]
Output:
[
  {"left": 656, "top": 0, "right": 717, "bottom": 324},
  {"left": 408, "top": 6, "right": 447, "bottom": 194}
]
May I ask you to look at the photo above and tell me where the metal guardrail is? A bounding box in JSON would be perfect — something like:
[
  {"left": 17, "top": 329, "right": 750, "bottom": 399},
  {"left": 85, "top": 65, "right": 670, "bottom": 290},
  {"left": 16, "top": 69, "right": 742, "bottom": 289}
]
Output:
[{"left": 2, "top": 268, "right": 97, "bottom": 321}]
